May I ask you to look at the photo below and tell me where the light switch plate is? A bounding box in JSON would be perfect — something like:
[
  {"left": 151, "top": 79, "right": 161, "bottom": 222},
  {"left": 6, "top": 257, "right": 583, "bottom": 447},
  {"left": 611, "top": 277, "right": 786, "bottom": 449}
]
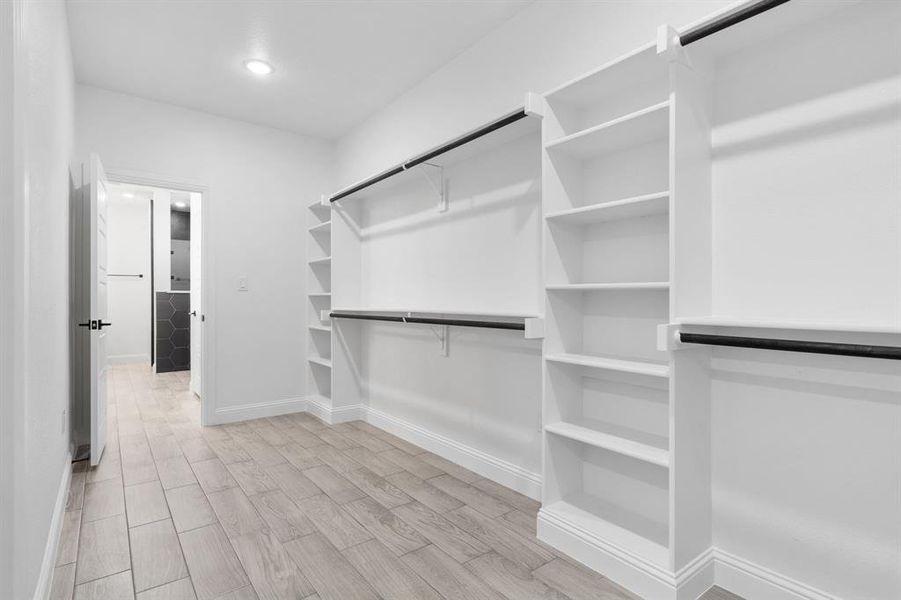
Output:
[{"left": 237, "top": 277, "right": 248, "bottom": 291}]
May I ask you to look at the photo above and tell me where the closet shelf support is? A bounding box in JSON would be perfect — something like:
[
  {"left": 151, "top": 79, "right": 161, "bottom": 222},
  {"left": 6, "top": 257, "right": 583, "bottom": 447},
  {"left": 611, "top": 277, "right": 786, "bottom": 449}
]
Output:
[{"left": 414, "top": 163, "right": 447, "bottom": 212}]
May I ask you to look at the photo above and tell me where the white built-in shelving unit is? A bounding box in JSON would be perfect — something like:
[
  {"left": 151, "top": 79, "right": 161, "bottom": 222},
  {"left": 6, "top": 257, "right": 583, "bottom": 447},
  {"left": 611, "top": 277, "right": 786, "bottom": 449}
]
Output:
[
  {"left": 538, "top": 1, "right": 901, "bottom": 598},
  {"left": 539, "top": 40, "right": 681, "bottom": 596},
  {"left": 307, "top": 197, "right": 332, "bottom": 409}
]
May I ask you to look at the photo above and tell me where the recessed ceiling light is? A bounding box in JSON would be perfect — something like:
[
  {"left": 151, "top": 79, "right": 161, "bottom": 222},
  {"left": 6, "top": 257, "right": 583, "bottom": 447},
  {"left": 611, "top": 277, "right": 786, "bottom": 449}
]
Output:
[
  {"left": 244, "top": 59, "right": 273, "bottom": 76},
  {"left": 122, "top": 192, "right": 135, "bottom": 199},
  {"left": 174, "top": 202, "right": 187, "bottom": 209}
]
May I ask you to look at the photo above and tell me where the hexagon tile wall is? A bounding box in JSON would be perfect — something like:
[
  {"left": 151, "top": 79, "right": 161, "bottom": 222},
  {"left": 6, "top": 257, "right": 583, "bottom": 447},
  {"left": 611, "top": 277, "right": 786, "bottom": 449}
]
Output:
[{"left": 155, "top": 292, "right": 191, "bottom": 372}]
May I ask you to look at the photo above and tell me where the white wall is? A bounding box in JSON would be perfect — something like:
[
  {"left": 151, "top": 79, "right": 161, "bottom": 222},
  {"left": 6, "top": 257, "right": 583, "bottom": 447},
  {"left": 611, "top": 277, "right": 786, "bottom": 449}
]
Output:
[
  {"left": 75, "top": 85, "right": 334, "bottom": 421},
  {"left": 332, "top": 0, "right": 731, "bottom": 498},
  {"left": 711, "top": 349, "right": 901, "bottom": 599},
  {"left": 0, "top": 0, "right": 75, "bottom": 598},
  {"left": 333, "top": 2, "right": 897, "bottom": 598},
  {"left": 336, "top": 0, "right": 731, "bottom": 187},
  {"left": 704, "top": 3, "right": 901, "bottom": 597},
  {"left": 107, "top": 196, "right": 152, "bottom": 363},
  {"left": 152, "top": 189, "right": 171, "bottom": 292}
]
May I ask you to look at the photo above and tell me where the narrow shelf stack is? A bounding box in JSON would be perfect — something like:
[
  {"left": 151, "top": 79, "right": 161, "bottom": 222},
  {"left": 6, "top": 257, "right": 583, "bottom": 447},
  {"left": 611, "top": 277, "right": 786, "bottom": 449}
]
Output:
[
  {"left": 307, "top": 198, "right": 332, "bottom": 406},
  {"left": 538, "top": 42, "right": 693, "bottom": 597}
]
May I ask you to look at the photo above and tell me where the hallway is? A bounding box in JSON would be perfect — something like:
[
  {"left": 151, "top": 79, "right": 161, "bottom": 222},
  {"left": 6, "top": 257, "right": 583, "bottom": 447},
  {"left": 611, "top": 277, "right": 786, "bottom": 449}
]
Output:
[{"left": 51, "top": 364, "right": 678, "bottom": 600}]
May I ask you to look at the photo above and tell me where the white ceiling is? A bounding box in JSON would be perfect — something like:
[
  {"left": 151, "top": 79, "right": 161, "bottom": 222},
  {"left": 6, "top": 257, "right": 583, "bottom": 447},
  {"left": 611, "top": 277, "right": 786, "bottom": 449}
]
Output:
[{"left": 67, "top": 0, "right": 530, "bottom": 139}]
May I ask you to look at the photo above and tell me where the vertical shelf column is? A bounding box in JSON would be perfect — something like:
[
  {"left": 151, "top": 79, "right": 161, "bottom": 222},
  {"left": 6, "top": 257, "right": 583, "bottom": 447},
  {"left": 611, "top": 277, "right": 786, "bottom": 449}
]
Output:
[
  {"left": 307, "top": 197, "right": 333, "bottom": 412},
  {"left": 538, "top": 38, "right": 712, "bottom": 599}
]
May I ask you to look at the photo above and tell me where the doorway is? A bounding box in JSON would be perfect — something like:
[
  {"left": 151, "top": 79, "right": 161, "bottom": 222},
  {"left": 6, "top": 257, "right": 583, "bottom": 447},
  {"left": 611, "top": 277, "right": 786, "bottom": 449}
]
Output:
[{"left": 105, "top": 182, "right": 203, "bottom": 396}]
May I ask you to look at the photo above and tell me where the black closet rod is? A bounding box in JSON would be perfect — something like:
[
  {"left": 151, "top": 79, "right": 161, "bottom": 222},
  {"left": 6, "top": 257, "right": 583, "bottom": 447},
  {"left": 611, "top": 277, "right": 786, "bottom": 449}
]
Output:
[
  {"left": 330, "top": 109, "right": 529, "bottom": 203},
  {"left": 330, "top": 312, "right": 525, "bottom": 331},
  {"left": 679, "top": 333, "right": 901, "bottom": 360},
  {"left": 679, "top": 0, "right": 791, "bottom": 46}
]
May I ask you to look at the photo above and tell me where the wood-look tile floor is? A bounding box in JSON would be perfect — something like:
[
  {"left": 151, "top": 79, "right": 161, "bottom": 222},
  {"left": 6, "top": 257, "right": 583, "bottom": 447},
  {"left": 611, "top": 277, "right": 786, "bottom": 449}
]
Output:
[{"left": 51, "top": 364, "right": 740, "bottom": 600}]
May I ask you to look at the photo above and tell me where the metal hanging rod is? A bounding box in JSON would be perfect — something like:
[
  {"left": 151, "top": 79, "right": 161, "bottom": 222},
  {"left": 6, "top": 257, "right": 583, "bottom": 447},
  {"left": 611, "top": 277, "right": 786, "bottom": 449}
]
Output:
[
  {"left": 680, "top": 0, "right": 791, "bottom": 46},
  {"left": 679, "top": 332, "right": 901, "bottom": 361},
  {"left": 329, "top": 312, "right": 525, "bottom": 331},
  {"left": 329, "top": 109, "right": 529, "bottom": 203},
  {"left": 109, "top": 273, "right": 144, "bottom": 278}
]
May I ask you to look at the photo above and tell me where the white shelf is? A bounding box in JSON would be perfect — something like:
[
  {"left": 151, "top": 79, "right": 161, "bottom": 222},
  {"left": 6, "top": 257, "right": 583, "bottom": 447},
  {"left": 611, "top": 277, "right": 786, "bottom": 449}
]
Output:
[
  {"left": 308, "top": 199, "right": 329, "bottom": 211},
  {"left": 545, "top": 353, "right": 669, "bottom": 378},
  {"left": 545, "top": 101, "right": 669, "bottom": 159},
  {"left": 308, "top": 292, "right": 331, "bottom": 298},
  {"left": 546, "top": 282, "right": 669, "bottom": 292},
  {"left": 331, "top": 306, "right": 539, "bottom": 319},
  {"left": 545, "top": 192, "right": 669, "bottom": 225},
  {"left": 308, "top": 256, "right": 332, "bottom": 266},
  {"left": 541, "top": 496, "right": 669, "bottom": 568},
  {"left": 545, "top": 420, "right": 669, "bottom": 468},
  {"left": 675, "top": 316, "right": 901, "bottom": 336},
  {"left": 544, "top": 43, "right": 666, "bottom": 110},
  {"left": 308, "top": 356, "right": 332, "bottom": 368},
  {"left": 309, "top": 325, "right": 331, "bottom": 333},
  {"left": 308, "top": 221, "right": 331, "bottom": 234}
]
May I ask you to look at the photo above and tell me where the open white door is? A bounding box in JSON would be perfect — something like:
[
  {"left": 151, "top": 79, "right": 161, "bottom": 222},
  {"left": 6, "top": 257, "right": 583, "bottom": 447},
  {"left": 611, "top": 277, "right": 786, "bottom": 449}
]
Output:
[
  {"left": 189, "top": 192, "right": 201, "bottom": 397},
  {"left": 89, "top": 154, "right": 110, "bottom": 466}
]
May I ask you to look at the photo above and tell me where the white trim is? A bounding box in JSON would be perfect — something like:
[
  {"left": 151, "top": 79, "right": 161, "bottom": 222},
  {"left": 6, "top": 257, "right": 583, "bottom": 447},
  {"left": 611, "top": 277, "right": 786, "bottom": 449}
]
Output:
[
  {"left": 331, "top": 404, "right": 365, "bottom": 424},
  {"left": 305, "top": 396, "right": 364, "bottom": 425},
  {"left": 33, "top": 453, "right": 72, "bottom": 600},
  {"left": 714, "top": 548, "right": 841, "bottom": 600},
  {"left": 300, "top": 400, "right": 541, "bottom": 499},
  {"left": 537, "top": 508, "right": 679, "bottom": 599},
  {"left": 107, "top": 353, "right": 150, "bottom": 365},
  {"left": 363, "top": 405, "right": 542, "bottom": 500},
  {"left": 532, "top": 513, "right": 844, "bottom": 600},
  {"left": 211, "top": 396, "right": 307, "bottom": 425},
  {"left": 305, "top": 396, "right": 331, "bottom": 423},
  {"left": 675, "top": 547, "right": 716, "bottom": 600}
]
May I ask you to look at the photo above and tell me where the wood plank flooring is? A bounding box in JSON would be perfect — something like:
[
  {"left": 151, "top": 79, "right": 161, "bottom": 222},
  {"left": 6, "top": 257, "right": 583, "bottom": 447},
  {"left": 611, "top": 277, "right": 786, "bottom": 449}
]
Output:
[{"left": 51, "top": 364, "right": 740, "bottom": 600}]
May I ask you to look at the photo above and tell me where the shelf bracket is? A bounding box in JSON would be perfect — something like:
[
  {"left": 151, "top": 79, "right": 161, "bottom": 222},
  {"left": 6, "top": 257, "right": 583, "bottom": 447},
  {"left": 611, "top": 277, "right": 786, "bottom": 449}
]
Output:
[
  {"left": 415, "top": 163, "right": 447, "bottom": 212},
  {"left": 429, "top": 324, "right": 449, "bottom": 356}
]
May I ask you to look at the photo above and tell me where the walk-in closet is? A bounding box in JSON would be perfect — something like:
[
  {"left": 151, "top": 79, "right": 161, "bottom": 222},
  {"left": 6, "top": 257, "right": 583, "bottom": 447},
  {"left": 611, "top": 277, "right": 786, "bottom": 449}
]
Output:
[{"left": 5, "top": 1, "right": 899, "bottom": 599}]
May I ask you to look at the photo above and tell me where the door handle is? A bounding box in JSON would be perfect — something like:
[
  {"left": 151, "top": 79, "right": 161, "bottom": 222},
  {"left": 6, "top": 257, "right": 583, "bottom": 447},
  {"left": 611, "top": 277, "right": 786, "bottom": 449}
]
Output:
[
  {"left": 97, "top": 321, "right": 112, "bottom": 330},
  {"left": 190, "top": 311, "right": 197, "bottom": 317},
  {"left": 77, "top": 320, "right": 95, "bottom": 329}
]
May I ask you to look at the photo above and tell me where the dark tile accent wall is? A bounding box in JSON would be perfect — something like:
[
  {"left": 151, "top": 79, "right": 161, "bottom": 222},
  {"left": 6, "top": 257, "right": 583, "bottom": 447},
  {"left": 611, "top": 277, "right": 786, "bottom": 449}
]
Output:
[
  {"left": 170, "top": 209, "right": 190, "bottom": 240},
  {"left": 156, "top": 292, "right": 190, "bottom": 372}
]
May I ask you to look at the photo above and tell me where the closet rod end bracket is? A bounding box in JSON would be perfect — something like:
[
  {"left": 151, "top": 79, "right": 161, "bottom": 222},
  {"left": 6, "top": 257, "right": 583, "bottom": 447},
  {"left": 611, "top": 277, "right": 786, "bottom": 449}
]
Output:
[
  {"left": 524, "top": 317, "right": 545, "bottom": 340},
  {"left": 657, "top": 24, "right": 689, "bottom": 66},
  {"left": 658, "top": 323, "right": 684, "bottom": 352},
  {"left": 524, "top": 92, "right": 545, "bottom": 119}
]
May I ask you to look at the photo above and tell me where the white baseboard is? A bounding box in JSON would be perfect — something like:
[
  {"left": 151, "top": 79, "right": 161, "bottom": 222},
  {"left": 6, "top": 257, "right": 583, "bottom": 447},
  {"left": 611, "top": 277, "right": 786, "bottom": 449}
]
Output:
[
  {"left": 676, "top": 547, "right": 716, "bottom": 600},
  {"left": 107, "top": 353, "right": 150, "bottom": 365},
  {"left": 363, "top": 405, "right": 542, "bottom": 500},
  {"left": 534, "top": 512, "right": 842, "bottom": 600},
  {"left": 300, "top": 400, "right": 540, "bottom": 499},
  {"left": 537, "top": 507, "right": 683, "bottom": 599},
  {"left": 714, "top": 549, "right": 840, "bottom": 600},
  {"left": 211, "top": 396, "right": 307, "bottom": 425},
  {"left": 34, "top": 452, "right": 72, "bottom": 600},
  {"left": 305, "top": 395, "right": 364, "bottom": 425}
]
